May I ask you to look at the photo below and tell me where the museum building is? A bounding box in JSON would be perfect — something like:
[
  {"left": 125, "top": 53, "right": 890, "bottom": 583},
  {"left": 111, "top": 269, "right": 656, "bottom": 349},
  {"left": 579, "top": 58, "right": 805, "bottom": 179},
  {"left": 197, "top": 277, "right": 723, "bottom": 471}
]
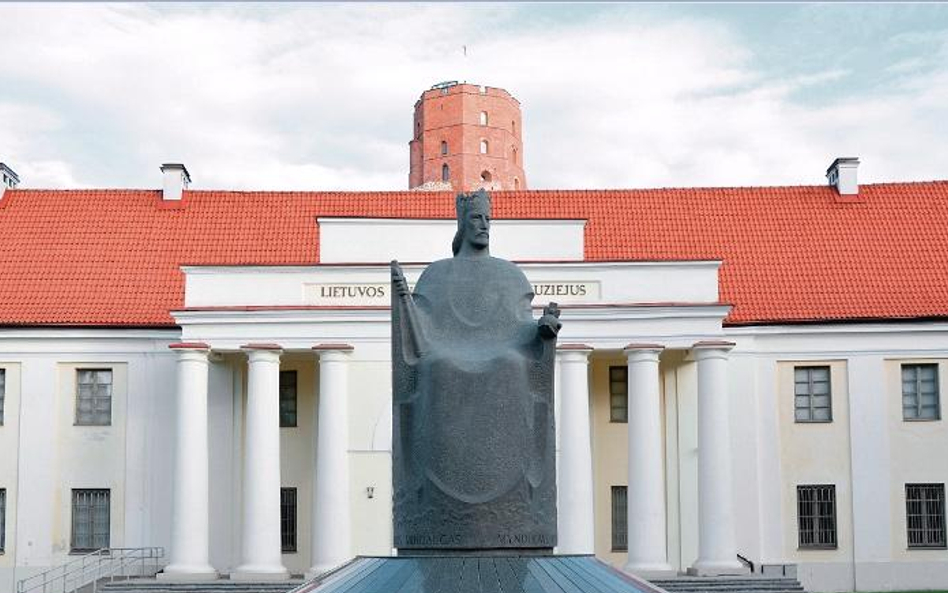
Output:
[{"left": 0, "top": 83, "right": 947, "bottom": 593}]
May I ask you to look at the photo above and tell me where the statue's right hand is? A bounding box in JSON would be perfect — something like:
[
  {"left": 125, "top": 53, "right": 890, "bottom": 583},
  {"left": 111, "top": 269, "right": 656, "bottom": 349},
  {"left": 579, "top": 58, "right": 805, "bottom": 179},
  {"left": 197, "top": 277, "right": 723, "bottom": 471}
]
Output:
[{"left": 391, "top": 260, "right": 410, "bottom": 297}]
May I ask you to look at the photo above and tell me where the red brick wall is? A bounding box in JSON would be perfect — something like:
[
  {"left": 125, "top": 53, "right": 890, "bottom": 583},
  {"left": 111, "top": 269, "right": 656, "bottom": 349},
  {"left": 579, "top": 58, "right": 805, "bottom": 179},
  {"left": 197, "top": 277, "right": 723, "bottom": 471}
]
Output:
[{"left": 409, "top": 83, "right": 527, "bottom": 191}]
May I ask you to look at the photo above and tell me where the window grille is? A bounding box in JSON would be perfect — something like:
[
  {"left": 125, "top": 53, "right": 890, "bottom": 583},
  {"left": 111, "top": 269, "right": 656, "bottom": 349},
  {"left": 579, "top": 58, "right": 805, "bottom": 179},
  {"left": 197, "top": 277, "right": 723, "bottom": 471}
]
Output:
[
  {"left": 279, "top": 371, "right": 298, "bottom": 428},
  {"left": 0, "top": 488, "right": 6, "bottom": 553},
  {"left": 441, "top": 141, "right": 448, "bottom": 156},
  {"left": 71, "top": 489, "right": 110, "bottom": 552},
  {"left": 794, "top": 366, "right": 831, "bottom": 422},
  {"left": 0, "top": 368, "right": 5, "bottom": 425},
  {"left": 797, "top": 484, "right": 837, "bottom": 548},
  {"left": 906, "top": 483, "right": 946, "bottom": 548},
  {"left": 610, "top": 366, "right": 628, "bottom": 423},
  {"left": 76, "top": 369, "right": 112, "bottom": 426},
  {"left": 281, "top": 487, "right": 297, "bottom": 553},
  {"left": 902, "top": 364, "right": 940, "bottom": 421},
  {"left": 611, "top": 486, "right": 627, "bottom": 551}
]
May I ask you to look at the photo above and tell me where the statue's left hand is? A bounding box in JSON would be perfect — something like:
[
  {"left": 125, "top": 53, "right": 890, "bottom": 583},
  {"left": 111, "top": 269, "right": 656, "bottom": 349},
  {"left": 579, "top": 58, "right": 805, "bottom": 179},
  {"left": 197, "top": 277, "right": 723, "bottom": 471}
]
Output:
[{"left": 538, "top": 302, "right": 562, "bottom": 339}]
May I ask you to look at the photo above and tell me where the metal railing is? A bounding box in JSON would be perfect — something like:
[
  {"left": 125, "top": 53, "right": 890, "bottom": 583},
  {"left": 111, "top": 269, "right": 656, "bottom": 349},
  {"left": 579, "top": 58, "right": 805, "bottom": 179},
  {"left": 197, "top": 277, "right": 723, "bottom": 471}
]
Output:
[{"left": 17, "top": 547, "right": 165, "bottom": 593}]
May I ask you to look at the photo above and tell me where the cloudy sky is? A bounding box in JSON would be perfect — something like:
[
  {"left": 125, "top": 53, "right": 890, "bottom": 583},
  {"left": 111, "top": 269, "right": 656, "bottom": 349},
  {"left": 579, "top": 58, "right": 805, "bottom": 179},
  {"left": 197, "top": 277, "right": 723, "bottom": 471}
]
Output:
[{"left": 2, "top": 3, "right": 947, "bottom": 191}]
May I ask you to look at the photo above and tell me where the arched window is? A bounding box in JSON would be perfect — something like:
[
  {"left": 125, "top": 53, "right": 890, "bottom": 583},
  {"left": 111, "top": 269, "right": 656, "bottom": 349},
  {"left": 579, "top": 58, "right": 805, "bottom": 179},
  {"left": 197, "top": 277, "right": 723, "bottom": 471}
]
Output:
[
  {"left": 442, "top": 163, "right": 450, "bottom": 182},
  {"left": 480, "top": 140, "right": 488, "bottom": 154},
  {"left": 514, "top": 177, "right": 520, "bottom": 190},
  {"left": 441, "top": 140, "right": 448, "bottom": 156},
  {"left": 480, "top": 111, "right": 488, "bottom": 126},
  {"left": 512, "top": 147, "right": 518, "bottom": 164},
  {"left": 481, "top": 170, "right": 492, "bottom": 182}
]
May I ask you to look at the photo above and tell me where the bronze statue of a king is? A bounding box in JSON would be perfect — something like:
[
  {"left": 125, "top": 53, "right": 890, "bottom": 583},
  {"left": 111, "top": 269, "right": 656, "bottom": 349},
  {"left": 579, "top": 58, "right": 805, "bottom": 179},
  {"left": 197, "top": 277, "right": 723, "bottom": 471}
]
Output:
[{"left": 391, "top": 189, "right": 561, "bottom": 552}]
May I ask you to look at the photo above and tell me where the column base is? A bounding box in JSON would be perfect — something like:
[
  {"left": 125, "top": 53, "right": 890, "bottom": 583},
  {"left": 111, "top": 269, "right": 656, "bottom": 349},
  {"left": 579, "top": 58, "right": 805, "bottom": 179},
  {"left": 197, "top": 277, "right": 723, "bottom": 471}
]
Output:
[
  {"left": 231, "top": 566, "right": 290, "bottom": 581},
  {"left": 622, "top": 561, "right": 677, "bottom": 578},
  {"left": 158, "top": 565, "right": 218, "bottom": 582},
  {"left": 688, "top": 559, "right": 750, "bottom": 576}
]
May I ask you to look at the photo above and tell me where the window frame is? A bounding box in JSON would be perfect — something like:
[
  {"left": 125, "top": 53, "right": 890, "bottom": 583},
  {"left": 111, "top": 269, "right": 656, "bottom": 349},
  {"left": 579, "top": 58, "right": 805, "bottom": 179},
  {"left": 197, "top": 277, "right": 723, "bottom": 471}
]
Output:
[
  {"left": 797, "top": 484, "right": 838, "bottom": 549},
  {"left": 902, "top": 363, "right": 940, "bottom": 422},
  {"left": 75, "top": 368, "right": 113, "bottom": 426},
  {"left": 609, "top": 365, "right": 628, "bottom": 423},
  {"left": 906, "top": 483, "right": 946, "bottom": 549},
  {"left": 793, "top": 365, "right": 832, "bottom": 423},
  {"left": 70, "top": 489, "right": 110, "bottom": 553},
  {"left": 281, "top": 487, "right": 298, "bottom": 553},
  {"left": 279, "top": 370, "right": 298, "bottom": 428},
  {"left": 611, "top": 485, "right": 627, "bottom": 552}
]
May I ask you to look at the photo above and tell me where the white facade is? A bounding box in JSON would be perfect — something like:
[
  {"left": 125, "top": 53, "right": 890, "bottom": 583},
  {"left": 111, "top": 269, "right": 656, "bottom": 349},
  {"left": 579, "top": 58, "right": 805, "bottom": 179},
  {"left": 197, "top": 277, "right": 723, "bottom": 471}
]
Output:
[{"left": 1, "top": 219, "right": 947, "bottom": 592}]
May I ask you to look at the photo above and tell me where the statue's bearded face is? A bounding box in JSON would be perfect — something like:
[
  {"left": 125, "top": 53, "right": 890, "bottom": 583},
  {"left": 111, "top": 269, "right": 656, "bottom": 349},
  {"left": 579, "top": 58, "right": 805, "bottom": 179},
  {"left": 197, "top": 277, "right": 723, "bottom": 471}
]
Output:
[{"left": 462, "top": 201, "right": 491, "bottom": 249}]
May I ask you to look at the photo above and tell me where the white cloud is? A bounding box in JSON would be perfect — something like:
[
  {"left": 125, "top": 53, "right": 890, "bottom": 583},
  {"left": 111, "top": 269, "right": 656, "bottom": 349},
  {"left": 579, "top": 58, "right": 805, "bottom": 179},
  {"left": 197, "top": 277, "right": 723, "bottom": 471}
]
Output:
[{"left": 0, "top": 4, "right": 946, "bottom": 190}]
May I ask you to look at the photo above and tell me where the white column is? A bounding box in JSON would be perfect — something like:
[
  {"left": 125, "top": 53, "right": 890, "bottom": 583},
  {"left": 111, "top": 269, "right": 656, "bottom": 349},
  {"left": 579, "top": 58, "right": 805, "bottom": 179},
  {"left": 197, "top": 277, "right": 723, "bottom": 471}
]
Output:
[
  {"left": 690, "top": 341, "right": 746, "bottom": 576},
  {"left": 556, "top": 344, "right": 595, "bottom": 554},
  {"left": 308, "top": 344, "right": 353, "bottom": 577},
  {"left": 234, "top": 344, "right": 289, "bottom": 581},
  {"left": 161, "top": 343, "right": 218, "bottom": 581},
  {"left": 624, "top": 344, "right": 675, "bottom": 577}
]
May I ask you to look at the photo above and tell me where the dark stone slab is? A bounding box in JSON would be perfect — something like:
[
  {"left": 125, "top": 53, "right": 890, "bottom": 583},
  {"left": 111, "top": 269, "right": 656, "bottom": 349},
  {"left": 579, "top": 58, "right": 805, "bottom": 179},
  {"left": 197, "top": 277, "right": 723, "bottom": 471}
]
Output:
[
  {"left": 302, "top": 556, "right": 660, "bottom": 593},
  {"left": 391, "top": 191, "right": 561, "bottom": 552}
]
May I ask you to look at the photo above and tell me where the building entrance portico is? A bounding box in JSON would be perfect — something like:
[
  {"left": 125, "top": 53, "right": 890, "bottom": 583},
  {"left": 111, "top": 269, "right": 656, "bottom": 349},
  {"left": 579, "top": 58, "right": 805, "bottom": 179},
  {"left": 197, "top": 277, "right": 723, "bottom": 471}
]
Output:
[{"left": 159, "top": 218, "right": 745, "bottom": 579}]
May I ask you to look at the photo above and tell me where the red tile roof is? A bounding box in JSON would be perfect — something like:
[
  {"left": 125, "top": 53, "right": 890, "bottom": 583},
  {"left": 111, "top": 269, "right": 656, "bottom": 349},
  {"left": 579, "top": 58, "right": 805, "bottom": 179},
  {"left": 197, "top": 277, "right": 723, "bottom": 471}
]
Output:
[{"left": 1, "top": 183, "right": 947, "bottom": 327}]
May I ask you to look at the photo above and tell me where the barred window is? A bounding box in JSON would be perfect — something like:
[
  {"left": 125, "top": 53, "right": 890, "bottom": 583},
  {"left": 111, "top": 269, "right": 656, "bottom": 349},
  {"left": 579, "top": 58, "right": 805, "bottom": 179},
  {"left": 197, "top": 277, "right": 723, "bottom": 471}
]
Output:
[
  {"left": 76, "top": 369, "right": 112, "bottom": 426},
  {"left": 279, "top": 371, "right": 298, "bottom": 428},
  {"left": 794, "top": 366, "right": 832, "bottom": 422},
  {"left": 611, "top": 486, "right": 627, "bottom": 551},
  {"left": 797, "top": 484, "right": 837, "bottom": 548},
  {"left": 609, "top": 366, "right": 628, "bottom": 423},
  {"left": 0, "top": 368, "right": 5, "bottom": 425},
  {"left": 71, "top": 489, "right": 109, "bottom": 552},
  {"left": 906, "top": 484, "right": 946, "bottom": 548},
  {"left": 1, "top": 488, "right": 6, "bottom": 553},
  {"left": 281, "top": 487, "right": 297, "bottom": 553},
  {"left": 902, "top": 364, "right": 940, "bottom": 421}
]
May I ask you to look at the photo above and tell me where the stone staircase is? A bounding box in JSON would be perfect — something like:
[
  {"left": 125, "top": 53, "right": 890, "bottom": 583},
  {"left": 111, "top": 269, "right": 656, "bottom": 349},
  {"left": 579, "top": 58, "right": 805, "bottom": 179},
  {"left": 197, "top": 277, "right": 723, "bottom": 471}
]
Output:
[
  {"left": 648, "top": 576, "right": 805, "bottom": 593},
  {"left": 96, "top": 578, "right": 304, "bottom": 593}
]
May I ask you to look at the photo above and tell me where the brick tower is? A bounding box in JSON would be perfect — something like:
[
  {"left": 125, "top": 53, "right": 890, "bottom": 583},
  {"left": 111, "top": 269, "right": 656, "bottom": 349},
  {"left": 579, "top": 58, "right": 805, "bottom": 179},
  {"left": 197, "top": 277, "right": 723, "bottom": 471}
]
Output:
[{"left": 409, "top": 82, "right": 527, "bottom": 192}]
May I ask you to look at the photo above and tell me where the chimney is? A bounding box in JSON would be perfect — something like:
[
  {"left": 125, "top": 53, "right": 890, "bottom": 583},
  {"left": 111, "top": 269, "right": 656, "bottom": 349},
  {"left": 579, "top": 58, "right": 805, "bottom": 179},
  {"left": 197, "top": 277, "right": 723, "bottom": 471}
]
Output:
[
  {"left": 826, "top": 157, "right": 859, "bottom": 196},
  {"left": 160, "top": 163, "right": 191, "bottom": 201},
  {"left": 1, "top": 162, "right": 20, "bottom": 197}
]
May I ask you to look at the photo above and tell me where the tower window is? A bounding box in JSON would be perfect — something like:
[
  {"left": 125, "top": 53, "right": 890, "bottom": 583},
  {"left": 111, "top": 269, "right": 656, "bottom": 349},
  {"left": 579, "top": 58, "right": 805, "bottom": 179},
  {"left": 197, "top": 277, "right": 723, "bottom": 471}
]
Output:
[
  {"left": 481, "top": 171, "right": 492, "bottom": 183},
  {"left": 513, "top": 147, "right": 518, "bottom": 165},
  {"left": 441, "top": 141, "right": 448, "bottom": 156},
  {"left": 514, "top": 177, "right": 520, "bottom": 190},
  {"left": 512, "top": 120, "right": 516, "bottom": 134},
  {"left": 442, "top": 164, "right": 450, "bottom": 182},
  {"left": 480, "top": 140, "right": 488, "bottom": 155},
  {"left": 480, "top": 111, "right": 488, "bottom": 126}
]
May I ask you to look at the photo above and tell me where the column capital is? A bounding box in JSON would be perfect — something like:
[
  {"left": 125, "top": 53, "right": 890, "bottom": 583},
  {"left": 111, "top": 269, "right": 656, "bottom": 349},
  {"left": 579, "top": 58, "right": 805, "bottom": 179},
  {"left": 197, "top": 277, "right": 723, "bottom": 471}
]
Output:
[
  {"left": 557, "top": 343, "right": 593, "bottom": 358},
  {"left": 623, "top": 343, "right": 664, "bottom": 362},
  {"left": 692, "top": 340, "right": 735, "bottom": 360},
  {"left": 241, "top": 344, "right": 282, "bottom": 364},
  {"left": 169, "top": 342, "right": 210, "bottom": 351}
]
